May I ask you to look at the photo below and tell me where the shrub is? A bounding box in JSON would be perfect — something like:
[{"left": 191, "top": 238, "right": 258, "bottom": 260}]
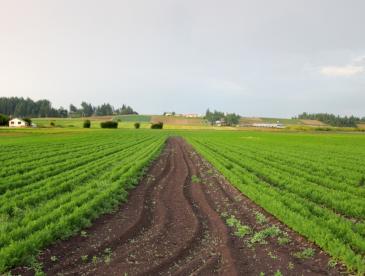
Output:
[
  {"left": 134, "top": 122, "right": 140, "bottom": 129},
  {"left": 83, "top": 120, "right": 91, "bottom": 128},
  {"left": 50, "top": 122, "right": 55, "bottom": 127},
  {"left": 0, "top": 114, "right": 9, "bottom": 126},
  {"left": 151, "top": 122, "right": 163, "bottom": 129},
  {"left": 100, "top": 121, "right": 118, "bottom": 128}
]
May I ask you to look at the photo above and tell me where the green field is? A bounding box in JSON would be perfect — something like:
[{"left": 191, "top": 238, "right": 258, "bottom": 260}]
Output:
[
  {"left": 1, "top": 128, "right": 365, "bottom": 273},
  {"left": 184, "top": 131, "right": 365, "bottom": 273},
  {"left": 0, "top": 128, "right": 166, "bottom": 271}
]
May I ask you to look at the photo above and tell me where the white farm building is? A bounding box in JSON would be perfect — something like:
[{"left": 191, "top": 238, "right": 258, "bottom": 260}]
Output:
[
  {"left": 9, "top": 118, "right": 28, "bottom": 128},
  {"left": 252, "top": 123, "right": 285, "bottom": 129}
]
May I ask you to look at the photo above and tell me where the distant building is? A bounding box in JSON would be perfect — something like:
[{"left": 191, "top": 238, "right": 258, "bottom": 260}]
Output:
[
  {"left": 215, "top": 119, "right": 226, "bottom": 127},
  {"left": 252, "top": 123, "right": 285, "bottom": 129},
  {"left": 9, "top": 118, "right": 28, "bottom": 128},
  {"left": 163, "top": 112, "right": 174, "bottom": 116},
  {"left": 184, "top": 114, "right": 199, "bottom": 118}
]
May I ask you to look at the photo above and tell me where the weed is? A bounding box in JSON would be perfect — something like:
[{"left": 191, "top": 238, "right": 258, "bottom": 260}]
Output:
[
  {"left": 50, "top": 256, "right": 58, "bottom": 262},
  {"left": 221, "top": 212, "right": 228, "bottom": 218},
  {"left": 234, "top": 224, "right": 251, "bottom": 238},
  {"left": 328, "top": 258, "right": 338, "bottom": 268},
  {"left": 288, "top": 261, "right": 294, "bottom": 270},
  {"left": 293, "top": 248, "right": 315, "bottom": 259},
  {"left": 259, "top": 272, "right": 265, "bottom": 276},
  {"left": 250, "top": 226, "right": 281, "bottom": 244},
  {"left": 274, "top": 270, "right": 283, "bottom": 276},
  {"left": 92, "top": 256, "right": 98, "bottom": 265},
  {"left": 81, "top": 255, "right": 88, "bottom": 262},
  {"left": 80, "top": 231, "right": 88, "bottom": 237},
  {"left": 278, "top": 236, "right": 291, "bottom": 245},
  {"left": 268, "top": 251, "right": 277, "bottom": 259},
  {"left": 104, "top": 248, "right": 113, "bottom": 264},
  {"left": 255, "top": 211, "right": 267, "bottom": 224}
]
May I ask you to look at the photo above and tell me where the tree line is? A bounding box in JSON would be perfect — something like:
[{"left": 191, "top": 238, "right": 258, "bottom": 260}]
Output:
[
  {"left": 0, "top": 97, "right": 137, "bottom": 118},
  {"left": 295, "top": 112, "right": 365, "bottom": 127},
  {"left": 205, "top": 109, "right": 241, "bottom": 126}
]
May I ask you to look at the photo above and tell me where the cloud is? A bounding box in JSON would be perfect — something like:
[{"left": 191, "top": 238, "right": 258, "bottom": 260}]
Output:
[
  {"left": 320, "top": 65, "right": 364, "bottom": 76},
  {"left": 320, "top": 56, "right": 365, "bottom": 76}
]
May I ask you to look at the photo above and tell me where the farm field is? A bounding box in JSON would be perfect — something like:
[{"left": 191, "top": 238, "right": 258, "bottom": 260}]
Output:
[
  {"left": 0, "top": 128, "right": 166, "bottom": 272},
  {"left": 184, "top": 131, "right": 365, "bottom": 274},
  {"left": 1, "top": 128, "right": 364, "bottom": 274}
]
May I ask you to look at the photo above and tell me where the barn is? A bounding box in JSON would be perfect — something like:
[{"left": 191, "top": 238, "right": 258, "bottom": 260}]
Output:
[{"left": 9, "top": 118, "right": 28, "bottom": 128}]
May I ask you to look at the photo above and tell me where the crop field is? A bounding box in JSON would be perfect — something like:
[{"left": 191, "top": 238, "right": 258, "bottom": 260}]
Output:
[
  {"left": 1, "top": 128, "right": 365, "bottom": 274},
  {"left": 184, "top": 131, "right": 365, "bottom": 273},
  {"left": 0, "top": 129, "right": 166, "bottom": 272}
]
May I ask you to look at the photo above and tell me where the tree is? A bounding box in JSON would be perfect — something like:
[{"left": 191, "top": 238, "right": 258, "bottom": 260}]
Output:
[
  {"left": 22, "top": 118, "right": 32, "bottom": 126},
  {"left": 0, "top": 114, "right": 9, "bottom": 126},
  {"left": 81, "top": 102, "right": 94, "bottom": 117},
  {"left": 225, "top": 113, "right": 240, "bottom": 126}
]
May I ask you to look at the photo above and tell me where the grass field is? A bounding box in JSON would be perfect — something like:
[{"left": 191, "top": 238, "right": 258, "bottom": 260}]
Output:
[{"left": 1, "top": 128, "right": 365, "bottom": 273}]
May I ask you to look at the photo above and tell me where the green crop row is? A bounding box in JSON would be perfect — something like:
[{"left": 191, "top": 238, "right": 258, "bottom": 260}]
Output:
[
  {"left": 0, "top": 129, "right": 166, "bottom": 272},
  {"left": 183, "top": 131, "right": 365, "bottom": 274}
]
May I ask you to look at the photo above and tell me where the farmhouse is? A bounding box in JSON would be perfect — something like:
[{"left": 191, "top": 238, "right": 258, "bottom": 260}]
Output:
[
  {"left": 9, "top": 118, "right": 28, "bottom": 128},
  {"left": 184, "top": 114, "right": 199, "bottom": 118}
]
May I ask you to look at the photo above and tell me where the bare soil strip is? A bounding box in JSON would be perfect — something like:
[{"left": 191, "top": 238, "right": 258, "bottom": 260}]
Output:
[{"left": 12, "top": 137, "right": 343, "bottom": 275}]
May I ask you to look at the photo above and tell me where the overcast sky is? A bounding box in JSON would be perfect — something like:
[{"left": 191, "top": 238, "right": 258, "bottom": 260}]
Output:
[{"left": 1, "top": 0, "right": 364, "bottom": 117}]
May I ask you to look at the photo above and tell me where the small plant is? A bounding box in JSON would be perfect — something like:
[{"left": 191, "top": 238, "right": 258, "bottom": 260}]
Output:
[
  {"left": 278, "top": 236, "right": 291, "bottom": 245},
  {"left": 80, "top": 230, "right": 88, "bottom": 237},
  {"left": 104, "top": 248, "right": 112, "bottom": 264},
  {"left": 221, "top": 212, "right": 228, "bottom": 218},
  {"left": 259, "top": 272, "right": 265, "bottom": 276},
  {"left": 50, "top": 255, "right": 57, "bottom": 262},
  {"left": 29, "top": 257, "right": 44, "bottom": 276},
  {"left": 328, "top": 258, "right": 338, "bottom": 268},
  {"left": 83, "top": 120, "right": 91, "bottom": 128},
  {"left": 81, "top": 255, "right": 88, "bottom": 262},
  {"left": 268, "top": 251, "right": 277, "bottom": 259},
  {"left": 288, "top": 261, "right": 294, "bottom": 270},
  {"left": 226, "top": 215, "right": 239, "bottom": 227},
  {"left": 234, "top": 224, "right": 251, "bottom": 238},
  {"left": 92, "top": 255, "right": 98, "bottom": 265},
  {"left": 50, "top": 121, "right": 55, "bottom": 127},
  {"left": 134, "top": 122, "right": 140, "bottom": 129},
  {"left": 274, "top": 270, "right": 283, "bottom": 276},
  {"left": 293, "top": 248, "right": 315, "bottom": 259},
  {"left": 250, "top": 226, "right": 281, "bottom": 244},
  {"left": 255, "top": 211, "right": 267, "bottom": 224},
  {"left": 191, "top": 175, "right": 201, "bottom": 183}
]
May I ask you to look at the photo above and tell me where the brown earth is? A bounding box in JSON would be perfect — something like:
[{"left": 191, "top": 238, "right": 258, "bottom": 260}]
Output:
[
  {"left": 12, "top": 137, "right": 344, "bottom": 276},
  {"left": 151, "top": 116, "right": 206, "bottom": 125}
]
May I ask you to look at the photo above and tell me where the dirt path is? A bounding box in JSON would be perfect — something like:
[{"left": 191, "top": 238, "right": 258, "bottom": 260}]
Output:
[{"left": 13, "top": 137, "right": 343, "bottom": 275}]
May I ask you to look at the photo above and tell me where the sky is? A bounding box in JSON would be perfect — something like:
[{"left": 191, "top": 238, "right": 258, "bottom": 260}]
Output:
[{"left": 1, "top": 0, "right": 365, "bottom": 117}]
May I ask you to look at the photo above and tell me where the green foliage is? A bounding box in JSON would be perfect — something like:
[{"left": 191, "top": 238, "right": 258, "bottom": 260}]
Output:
[
  {"left": 0, "top": 129, "right": 166, "bottom": 272},
  {"left": 183, "top": 130, "right": 365, "bottom": 274},
  {"left": 296, "top": 112, "right": 361, "bottom": 127},
  {"left": 100, "top": 121, "right": 118, "bottom": 128},
  {"left": 83, "top": 120, "right": 91, "bottom": 128},
  {"left": 225, "top": 215, "right": 251, "bottom": 238},
  {"left": 293, "top": 248, "right": 315, "bottom": 259},
  {"left": 255, "top": 211, "right": 267, "bottom": 224},
  {"left": 0, "top": 114, "right": 9, "bottom": 126},
  {"left": 50, "top": 121, "right": 55, "bottom": 127},
  {"left": 134, "top": 122, "right": 140, "bottom": 129}
]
